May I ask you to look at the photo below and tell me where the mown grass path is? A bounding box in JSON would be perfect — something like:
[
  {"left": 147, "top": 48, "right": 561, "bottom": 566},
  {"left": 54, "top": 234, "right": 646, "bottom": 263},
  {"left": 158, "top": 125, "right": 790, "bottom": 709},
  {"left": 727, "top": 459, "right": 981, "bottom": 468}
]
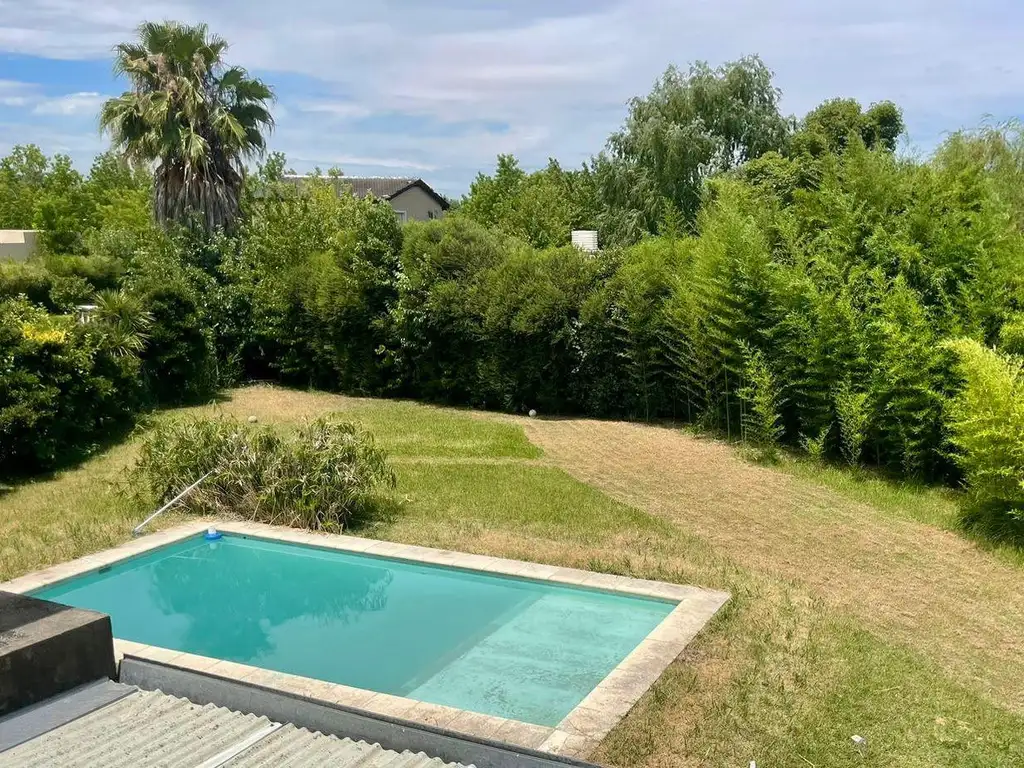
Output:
[{"left": 520, "top": 417, "right": 1024, "bottom": 713}]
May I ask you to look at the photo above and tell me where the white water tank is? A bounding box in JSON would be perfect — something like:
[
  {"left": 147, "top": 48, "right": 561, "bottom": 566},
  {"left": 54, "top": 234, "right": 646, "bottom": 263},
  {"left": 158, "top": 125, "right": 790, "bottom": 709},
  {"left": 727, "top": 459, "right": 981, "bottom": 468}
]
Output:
[{"left": 571, "top": 230, "right": 599, "bottom": 253}]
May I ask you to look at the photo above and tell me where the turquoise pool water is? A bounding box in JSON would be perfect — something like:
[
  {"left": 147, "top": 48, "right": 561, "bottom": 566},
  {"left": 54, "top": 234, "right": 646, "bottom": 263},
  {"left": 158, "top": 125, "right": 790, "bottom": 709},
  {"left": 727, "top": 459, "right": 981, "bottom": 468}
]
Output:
[{"left": 33, "top": 534, "right": 674, "bottom": 726}]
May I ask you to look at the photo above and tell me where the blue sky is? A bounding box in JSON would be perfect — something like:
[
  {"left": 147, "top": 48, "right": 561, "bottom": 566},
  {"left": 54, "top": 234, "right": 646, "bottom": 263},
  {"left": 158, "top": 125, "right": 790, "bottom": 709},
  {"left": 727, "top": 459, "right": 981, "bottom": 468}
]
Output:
[{"left": 1, "top": 0, "right": 1022, "bottom": 195}]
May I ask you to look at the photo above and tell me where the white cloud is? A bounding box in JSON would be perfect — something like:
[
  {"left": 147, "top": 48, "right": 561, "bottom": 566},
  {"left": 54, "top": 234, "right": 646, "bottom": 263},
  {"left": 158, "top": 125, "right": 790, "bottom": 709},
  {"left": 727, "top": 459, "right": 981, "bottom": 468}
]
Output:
[
  {"left": 294, "top": 101, "right": 372, "bottom": 120},
  {"left": 32, "top": 92, "right": 107, "bottom": 116},
  {"left": 284, "top": 153, "right": 438, "bottom": 172},
  {"left": 0, "top": 0, "right": 1022, "bottom": 192},
  {"left": 0, "top": 80, "right": 39, "bottom": 107}
]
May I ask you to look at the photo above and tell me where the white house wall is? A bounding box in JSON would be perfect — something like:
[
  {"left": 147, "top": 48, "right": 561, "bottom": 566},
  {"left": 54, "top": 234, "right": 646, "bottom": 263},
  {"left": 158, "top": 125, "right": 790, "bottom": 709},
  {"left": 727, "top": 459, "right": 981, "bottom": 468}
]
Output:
[{"left": 388, "top": 186, "right": 445, "bottom": 222}]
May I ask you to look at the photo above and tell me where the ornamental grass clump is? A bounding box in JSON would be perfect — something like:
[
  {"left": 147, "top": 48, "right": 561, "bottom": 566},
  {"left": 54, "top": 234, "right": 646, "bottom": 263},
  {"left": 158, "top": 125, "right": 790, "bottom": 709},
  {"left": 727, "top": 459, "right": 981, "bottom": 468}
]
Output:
[{"left": 131, "top": 415, "right": 396, "bottom": 531}]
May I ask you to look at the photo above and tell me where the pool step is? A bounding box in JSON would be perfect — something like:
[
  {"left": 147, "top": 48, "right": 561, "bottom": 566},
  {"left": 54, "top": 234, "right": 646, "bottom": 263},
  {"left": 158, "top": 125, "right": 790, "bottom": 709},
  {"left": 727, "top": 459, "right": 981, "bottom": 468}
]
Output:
[{"left": 410, "top": 590, "right": 662, "bottom": 724}]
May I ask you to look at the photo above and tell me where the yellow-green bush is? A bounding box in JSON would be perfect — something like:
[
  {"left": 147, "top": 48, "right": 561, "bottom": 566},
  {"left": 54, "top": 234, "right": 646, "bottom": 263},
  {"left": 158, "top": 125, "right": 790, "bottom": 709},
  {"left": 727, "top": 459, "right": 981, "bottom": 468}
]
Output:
[{"left": 945, "top": 339, "right": 1024, "bottom": 530}]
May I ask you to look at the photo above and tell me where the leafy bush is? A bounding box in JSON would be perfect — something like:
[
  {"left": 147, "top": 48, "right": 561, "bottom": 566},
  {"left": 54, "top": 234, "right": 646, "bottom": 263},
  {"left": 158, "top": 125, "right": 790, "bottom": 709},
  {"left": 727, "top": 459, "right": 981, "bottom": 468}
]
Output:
[
  {"left": 999, "top": 313, "right": 1024, "bottom": 356},
  {"left": 388, "top": 216, "right": 506, "bottom": 404},
  {"left": 0, "top": 262, "right": 54, "bottom": 307},
  {"left": 834, "top": 382, "right": 869, "bottom": 466},
  {"left": 945, "top": 339, "right": 1024, "bottom": 533},
  {"left": 0, "top": 297, "right": 143, "bottom": 474},
  {"left": 739, "top": 343, "right": 785, "bottom": 461},
  {"left": 131, "top": 415, "right": 397, "bottom": 531},
  {"left": 124, "top": 256, "right": 219, "bottom": 404}
]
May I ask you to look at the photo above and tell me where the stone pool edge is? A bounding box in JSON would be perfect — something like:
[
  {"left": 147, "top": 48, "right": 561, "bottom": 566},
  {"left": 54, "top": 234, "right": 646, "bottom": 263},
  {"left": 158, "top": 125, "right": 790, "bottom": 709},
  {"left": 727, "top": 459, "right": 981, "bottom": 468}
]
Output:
[{"left": 0, "top": 520, "right": 730, "bottom": 759}]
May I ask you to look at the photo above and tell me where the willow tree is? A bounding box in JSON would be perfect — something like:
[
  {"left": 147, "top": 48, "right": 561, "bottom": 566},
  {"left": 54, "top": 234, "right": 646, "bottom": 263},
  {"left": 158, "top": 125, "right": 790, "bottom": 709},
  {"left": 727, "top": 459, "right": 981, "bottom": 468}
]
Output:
[
  {"left": 100, "top": 21, "right": 274, "bottom": 232},
  {"left": 593, "top": 56, "right": 790, "bottom": 244}
]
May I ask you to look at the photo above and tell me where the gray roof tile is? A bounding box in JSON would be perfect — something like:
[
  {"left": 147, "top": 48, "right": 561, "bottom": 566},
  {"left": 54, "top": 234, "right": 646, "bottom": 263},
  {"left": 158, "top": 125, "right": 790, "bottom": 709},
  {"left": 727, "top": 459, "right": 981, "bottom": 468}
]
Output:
[{"left": 281, "top": 175, "right": 449, "bottom": 209}]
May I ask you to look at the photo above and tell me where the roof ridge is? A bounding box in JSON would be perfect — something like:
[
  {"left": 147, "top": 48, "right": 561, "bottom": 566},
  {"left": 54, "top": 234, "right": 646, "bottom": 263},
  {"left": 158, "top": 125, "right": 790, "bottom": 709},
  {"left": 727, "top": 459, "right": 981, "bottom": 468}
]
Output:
[{"left": 281, "top": 174, "right": 419, "bottom": 180}]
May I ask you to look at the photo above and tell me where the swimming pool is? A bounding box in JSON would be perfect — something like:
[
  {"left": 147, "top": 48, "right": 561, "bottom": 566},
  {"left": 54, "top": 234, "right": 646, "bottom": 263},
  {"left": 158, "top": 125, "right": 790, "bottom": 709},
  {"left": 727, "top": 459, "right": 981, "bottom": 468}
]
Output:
[{"left": 32, "top": 532, "right": 675, "bottom": 727}]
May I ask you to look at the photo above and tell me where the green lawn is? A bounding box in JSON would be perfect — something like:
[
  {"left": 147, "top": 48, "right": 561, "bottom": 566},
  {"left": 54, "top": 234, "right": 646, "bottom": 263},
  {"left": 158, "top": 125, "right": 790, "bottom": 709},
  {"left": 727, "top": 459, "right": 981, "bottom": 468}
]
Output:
[
  {"left": 777, "top": 454, "right": 1024, "bottom": 569},
  {"left": 1, "top": 384, "right": 1022, "bottom": 767}
]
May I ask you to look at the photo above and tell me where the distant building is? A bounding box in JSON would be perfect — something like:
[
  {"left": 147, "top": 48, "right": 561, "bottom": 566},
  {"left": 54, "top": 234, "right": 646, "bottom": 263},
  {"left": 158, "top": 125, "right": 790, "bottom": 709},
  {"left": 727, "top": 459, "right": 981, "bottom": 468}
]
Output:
[
  {"left": 0, "top": 230, "right": 39, "bottom": 262},
  {"left": 281, "top": 175, "right": 449, "bottom": 222}
]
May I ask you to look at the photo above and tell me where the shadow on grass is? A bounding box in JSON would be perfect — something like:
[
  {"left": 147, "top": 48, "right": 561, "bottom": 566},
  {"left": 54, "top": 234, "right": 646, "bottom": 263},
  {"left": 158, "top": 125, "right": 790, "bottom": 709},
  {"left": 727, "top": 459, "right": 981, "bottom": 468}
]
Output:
[
  {"left": 0, "top": 390, "right": 232, "bottom": 489},
  {"left": 958, "top": 505, "right": 1024, "bottom": 552}
]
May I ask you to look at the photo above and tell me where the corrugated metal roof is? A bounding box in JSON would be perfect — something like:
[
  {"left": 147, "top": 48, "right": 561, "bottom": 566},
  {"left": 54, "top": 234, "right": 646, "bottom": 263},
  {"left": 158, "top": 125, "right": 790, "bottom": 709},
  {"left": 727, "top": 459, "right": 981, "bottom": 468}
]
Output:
[{"left": 1, "top": 689, "right": 468, "bottom": 768}]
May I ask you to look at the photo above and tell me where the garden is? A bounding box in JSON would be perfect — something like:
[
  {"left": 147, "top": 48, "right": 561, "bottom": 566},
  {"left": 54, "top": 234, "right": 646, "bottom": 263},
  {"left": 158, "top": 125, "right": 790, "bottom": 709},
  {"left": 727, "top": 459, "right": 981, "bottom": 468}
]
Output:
[{"left": 2, "top": 20, "right": 1024, "bottom": 767}]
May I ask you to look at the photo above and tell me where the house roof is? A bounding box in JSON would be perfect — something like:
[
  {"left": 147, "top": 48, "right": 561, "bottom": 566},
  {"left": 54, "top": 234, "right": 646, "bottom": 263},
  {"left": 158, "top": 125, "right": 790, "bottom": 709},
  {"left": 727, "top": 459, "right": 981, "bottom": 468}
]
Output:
[{"left": 282, "top": 175, "right": 450, "bottom": 210}]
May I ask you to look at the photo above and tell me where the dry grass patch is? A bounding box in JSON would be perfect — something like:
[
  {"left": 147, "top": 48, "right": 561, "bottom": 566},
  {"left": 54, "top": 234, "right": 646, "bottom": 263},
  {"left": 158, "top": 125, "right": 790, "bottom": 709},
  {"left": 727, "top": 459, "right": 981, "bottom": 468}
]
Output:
[
  {"left": 521, "top": 417, "right": 1024, "bottom": 714},
  {"left": 0, "top": 444, "right": 186, "bottom": 582}
]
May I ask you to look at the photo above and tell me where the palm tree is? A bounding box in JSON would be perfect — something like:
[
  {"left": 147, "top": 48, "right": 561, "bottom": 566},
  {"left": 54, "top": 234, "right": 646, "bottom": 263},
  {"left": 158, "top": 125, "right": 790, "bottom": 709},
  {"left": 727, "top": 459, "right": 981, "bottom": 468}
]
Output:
[
  {"left": 100, "top": 21, "right": 274, "bottom": 232},
  {"left": 92, "top": 289, "right": 154, "bottom": 357}
]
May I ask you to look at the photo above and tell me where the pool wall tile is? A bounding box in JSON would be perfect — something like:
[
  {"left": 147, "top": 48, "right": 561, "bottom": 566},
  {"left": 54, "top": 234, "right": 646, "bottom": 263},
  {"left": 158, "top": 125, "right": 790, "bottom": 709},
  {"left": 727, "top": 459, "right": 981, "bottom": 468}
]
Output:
[
  {"left": 491, "top": 719, "right": 555, "bottom": 750},
  {"left": 407, "top": 701, "right": 463, "bottom": 729},
  {"left": 445, "top": 710, "right": 508, "bottom": 740}
]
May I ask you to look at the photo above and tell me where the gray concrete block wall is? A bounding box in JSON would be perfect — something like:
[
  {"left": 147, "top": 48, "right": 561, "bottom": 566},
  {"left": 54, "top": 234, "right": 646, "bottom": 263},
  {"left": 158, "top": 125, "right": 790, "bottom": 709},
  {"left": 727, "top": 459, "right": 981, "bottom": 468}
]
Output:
[{"left": 0, "top": 592, "right": 116, "bottom": 716}]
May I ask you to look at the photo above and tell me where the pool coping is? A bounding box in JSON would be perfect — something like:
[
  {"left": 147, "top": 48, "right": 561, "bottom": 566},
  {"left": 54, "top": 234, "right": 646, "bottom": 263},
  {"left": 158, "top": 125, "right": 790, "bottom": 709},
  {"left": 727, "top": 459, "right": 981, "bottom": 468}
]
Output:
[{"left": 0, "top": 520, "right": 730, "bottom": 759}]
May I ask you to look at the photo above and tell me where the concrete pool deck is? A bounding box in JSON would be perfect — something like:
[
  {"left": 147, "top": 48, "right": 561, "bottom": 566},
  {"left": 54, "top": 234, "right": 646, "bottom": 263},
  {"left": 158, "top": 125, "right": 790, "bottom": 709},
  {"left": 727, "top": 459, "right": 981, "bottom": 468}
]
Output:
[{"left": 0, "top": 520, "right": 729, "bottom": 759}]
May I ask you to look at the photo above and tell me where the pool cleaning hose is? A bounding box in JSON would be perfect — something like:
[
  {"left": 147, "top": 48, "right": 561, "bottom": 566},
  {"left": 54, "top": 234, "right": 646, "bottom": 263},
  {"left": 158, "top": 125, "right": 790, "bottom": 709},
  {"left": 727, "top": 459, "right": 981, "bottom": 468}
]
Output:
[{"left": 131, "top": 470, "right": 215, "bottom": 536}]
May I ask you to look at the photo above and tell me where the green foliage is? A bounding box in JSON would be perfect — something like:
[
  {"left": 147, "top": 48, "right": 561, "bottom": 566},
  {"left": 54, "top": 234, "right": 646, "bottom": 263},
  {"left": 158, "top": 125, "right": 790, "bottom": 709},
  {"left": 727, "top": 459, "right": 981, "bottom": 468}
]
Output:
[
  {"left": 460, "top": 155, "right": 596, "bottom": 248},
  {"left": 0, "top": 297, "right": 143, "bottom": 475},
  {"left": 834, "top": 382, "right": 869, "bottom": 465},
  {"left": 93, "top": 289, "right": 153, "bottom": 357},
  {"left": 388, "top": 216, "right": 505, "bottom": 404},
  {"left": 5, "top": 46, "right": 1024, "bottom": 544},
  {"left": 800, "top": 428, "right": 829, "bottom": 462},
  {"left": 224, "top": 175, "right": 403, "bottom": 389},
  {"left": 131, "top": 415, "right": 397, "bottom": 531},
  {"left": 101, "top": 21, "right": 274, "bottom": 232},
  {"left": 593, "top": 56, "right": 790, "bottom": 243},
  {"left": 999, "top": 313, "right": 1024, "bottom": 356},
  {"left": 945, "top": 339, "right": 1024, "bottom": 532},
  {"left": 739, "top": 342, "right": 785, "bottom": 461},
  {"left": 0, "top": 145, "right": 48, "bottom": 229},
  {"left": 475, "top": 244, "right": 598, "bottom": 412},
  {"left": 48, "top": 275, "right": 94, "bottom": 312},
  {"left": 801, "top": 98, "right": 905, "bottom": 154},
  {"left": 125, "top": 256, "right": 219, "bottom": 404}
]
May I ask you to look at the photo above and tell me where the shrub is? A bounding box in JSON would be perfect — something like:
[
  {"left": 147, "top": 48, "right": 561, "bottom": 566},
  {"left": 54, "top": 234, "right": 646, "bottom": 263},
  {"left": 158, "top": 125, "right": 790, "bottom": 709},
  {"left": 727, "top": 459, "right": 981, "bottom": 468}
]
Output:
[
  {"left": 834, "top": 382, "right": 869, "bottom": 465},
  {"left": 388, "top": 217, "right": 506, "bottom": 404},
  {"left": 48, "top": 275, "right": 93, "bottom": 312},
  {"left": 944, "top": 339, "right": 1024, "bottom": 532},
  {"left": 739, "top": 342, "right": 785, "bottom": 461},
  {"left": 131, "top": 415, "right": 397, "bottom": 531},
  {"left": 124, "top": 256, "right": 219, "bottom": 404},
  {"left": 475, "top": 244, "right": 598, "bottom": 412},
  {"left": 800, "top": 428, "right": 829, "bottom": 462},
  {"left": 0, "top": 297, "right": 143, "bottom": 474},
  {"left": 1000, "top": 313, "right": 1024, "bottom": 356}
]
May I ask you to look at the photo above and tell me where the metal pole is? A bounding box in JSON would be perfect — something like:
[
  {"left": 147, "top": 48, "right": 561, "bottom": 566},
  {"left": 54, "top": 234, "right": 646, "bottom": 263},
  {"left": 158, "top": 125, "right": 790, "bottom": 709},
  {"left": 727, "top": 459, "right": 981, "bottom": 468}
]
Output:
[{"left": 132, "top": 471, "right": 214, "bottom": 536}]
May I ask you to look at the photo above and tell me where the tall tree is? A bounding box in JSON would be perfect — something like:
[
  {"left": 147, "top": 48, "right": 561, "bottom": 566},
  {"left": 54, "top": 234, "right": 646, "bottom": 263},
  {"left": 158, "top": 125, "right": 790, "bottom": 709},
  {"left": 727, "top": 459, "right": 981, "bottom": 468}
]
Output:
[
  {"left": 100, "top": 21, "right": 274, "bottom": 232},
  {"left": 460, "top": 155, "right": 596, "bottom": 248},
  {"left": 593, "top": 56, "right": 790, "bottom": 244},
  {"left": 799, "top": 98, "right": 905, "bottom": 155}
]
